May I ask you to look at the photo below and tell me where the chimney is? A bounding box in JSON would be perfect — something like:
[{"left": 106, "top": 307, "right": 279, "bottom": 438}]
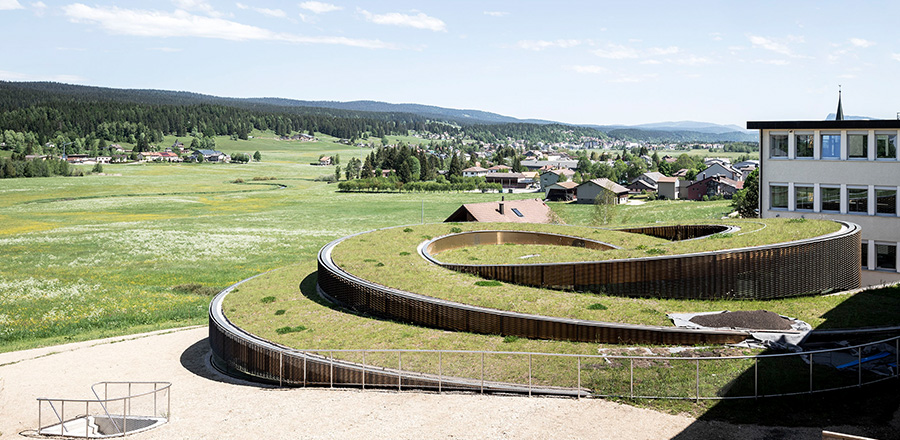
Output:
[{"left": 499, "top": 196, "right": 505, "bottom": 215}]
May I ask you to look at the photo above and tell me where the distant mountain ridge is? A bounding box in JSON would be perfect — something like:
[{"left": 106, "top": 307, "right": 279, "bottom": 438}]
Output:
[{"left": 0, "top": 81, "right": 756, "bottom": 143}]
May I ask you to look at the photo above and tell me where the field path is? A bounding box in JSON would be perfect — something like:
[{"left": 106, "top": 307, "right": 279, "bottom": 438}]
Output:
[{"left": 0, "top": 327, "right": 827, "bottom": 439}]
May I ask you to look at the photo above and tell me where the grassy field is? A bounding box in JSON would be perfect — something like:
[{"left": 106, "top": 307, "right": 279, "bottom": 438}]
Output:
[
  {"left": 328, "top": 221, "right": 896, "bottom": 328},
  {"left": 0, "top": 131, "right": 538, "bottom": 352}
]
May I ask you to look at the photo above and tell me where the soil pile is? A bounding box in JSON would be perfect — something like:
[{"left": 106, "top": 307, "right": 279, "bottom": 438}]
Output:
[{"left": 690, "top": 310, "right": 793, "bottom": 330}]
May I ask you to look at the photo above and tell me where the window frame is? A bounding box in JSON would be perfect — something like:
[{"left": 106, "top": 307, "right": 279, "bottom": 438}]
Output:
[
  {"left": 847, "top": 186, "right": 869, "bottom": 214},
  {"left": 820, "top": 185, "right": 841, "bottom": 212},
  {"left": 795, "top": 133, "right": 814, "bottom": 159},
  {"left": 769, "top": 133, "right": 789, "bottom": 158},
  {"left": 820, "top": 132, "right": 841, "bottom": 160},
  {"left": 794, "top": 184, "right": 814, "bottom": 211},
  {"left": 862, "top": 242, "right": 868, "bottom": 269},
  {"left": 875, "top": 187, "right": 897, "bottom": 216},
  {"left": 770, "top": 183, "right": 789, "bottom": 210},
  {"left": 875, "top": 132, "right": 897, "bottom": 160},
  {"left": 847, "top": 132, "right": 868, "bottom": 160},
  {"left": 875, "top": 242, "right": 897, "bottom": 271}
]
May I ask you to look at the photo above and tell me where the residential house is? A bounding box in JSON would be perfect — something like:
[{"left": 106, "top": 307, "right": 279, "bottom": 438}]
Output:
[
  {"left": 539, "top": 168, "right": 576, "bottom": 190},
  {"left": 576, "top": 178, "right": 629, "bottom": 205},
  {"left": 462, "top": 166, "right": 488, "bottom": 177},
  {"left": 627, "top": 171, "right": 666, "bottom": 194},
  {"left": 488, "top": 164, "right": 512, "bottom": 173},
  {"left": 485, "top": 172, "right": 528, "bottom": 189},
  {"left": 521, "top": 159, "right": 580, "bottom": 171},
  {"left": 444, "top": 198, "right": 558, "bottom": 224},
  {"left": 685, "top": 175, "right": 743, "bottom": 200},
  {"left": 657, "top": 176, "right": 681, "bottom": 200},
  {"left": 695, "top": 162, "right": 743, "bottom": 181},
  {"left": 191, "top": 149, "right": 230, "bottom": 163}
]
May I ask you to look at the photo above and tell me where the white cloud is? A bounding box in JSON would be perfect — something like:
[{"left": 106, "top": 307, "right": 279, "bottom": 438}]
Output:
[
  {"left": 838, "top": 74, "right": 857, "bottom": 79},
  {"left": 0, "top": 0, "right": 23, "bottom": 10},
  {"left": 0, "top": 70, "right": 85, "bottom": 82},
  {"left": 236, "top": 4, "right": 286, "bottom": 18},
  {"left": 517, "top": 39, "right": 585, "bottom": 51},
  {"left": 30, "top": 1, "right": 45, "bottom": 15},
  {"left": 674, "top": 55, "right": 713, "bottom": 66},
  {"left": 753, "top": 59, "right": 790, "bottom": 65},
  {"left": 172, "top": 0, "right": 223, "bottom": 17},
  {"left": 849, "top": 37, "right": 875, "bottom": 48},
  {"left": 892, "top": 53, "right": 900, "bottom": 62},
  {"left": 299, "top": 1, "right": 342, "bottom": 14},
  {"left": 592, "top": 44, "right": 639, "bottom": 59},
  {"left": 647, "top": 46, "right": 679, "bottom": 56},
  {"left": 747, "top": 34, "right": 803, "bottom": 56},
  {"left": 640, "top": 59, "right": 662, "bottom": 65},
  {"left": 566, "top": 65, "right": 607, "bottom": 74},
  {"left": 62, "top": 4, "right": 394, "bottom": 49},
  {"left": 610, "top": 73, "right": 657, "bottom": 83},
  {"left": 483, "top": 11, "right": 507, "bottom": 17},
  {"left": 150, "top": 47, "right": 183, "bottom": 52},
  {"left": 710, "top": 32, "right": 723, "bottom": 41},
  {"left": 359, "top": 9, "right": 446, "bottom": 32}
]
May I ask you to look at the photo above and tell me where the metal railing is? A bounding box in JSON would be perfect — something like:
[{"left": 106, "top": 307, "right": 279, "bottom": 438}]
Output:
[
  {"left": 210, "top": 282, "right": 899, "bottom": 400},
  {"left": 37, "top": 382, "right": 171, "bottom": 438}
]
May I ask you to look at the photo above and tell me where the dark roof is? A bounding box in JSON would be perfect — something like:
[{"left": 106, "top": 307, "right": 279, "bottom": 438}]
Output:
[
  {"left": 443, "top": 198, "right": 557, "bottom": 224},
  {"left": 746, "top": 120, "right": 900, "bottom": 130}
]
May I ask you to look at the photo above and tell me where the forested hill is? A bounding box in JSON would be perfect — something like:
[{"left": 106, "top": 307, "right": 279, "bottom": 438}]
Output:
[
  {"left": 247, "top": 98, "right": 558, "bottom": 125},
  {"left": 0, "top": 81, "right": 605, "bottom": 149},
  {"left": 604, "top": 128, "right": 757, "bottom": 143}
]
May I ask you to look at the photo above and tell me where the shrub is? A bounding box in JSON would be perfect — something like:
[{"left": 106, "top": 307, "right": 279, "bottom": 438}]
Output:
[
  {"left": 403, "top": 227, "right": 413, "bottom": 233},
  {"left": 314, "top": 174, "right": 336, "bottom": 182},
  {"left": 502, "top": 335, "right": 520, "bottom": 343},
  {"left": 645, "top": 248, "right": 666, "bottom": 255},
  {"left": 274, "top": 309, "right": 286, "bottom": 316},
  {"left": 399, "top": 252, "right": 410, "bottom": 256},
  {"left": 260, "top": 296, "right": 276, "bottom": 303},
  {"left": 587, "top": 303, "right": 608, "bottom": 310},
  {"left": 450, "top": 227, "right": 462, "bottom": 234},
  {"left": 171, "top": 283, "right": 221, "bottom": 296},
  {"left": 275, "top": 325, "right": 307, "bottom": 334},
  {"left": 475, "top": 280, "right": 502, "bottom": 287},
  {"left": 232, "top": 178, "right": 245, "bottom": 184}
]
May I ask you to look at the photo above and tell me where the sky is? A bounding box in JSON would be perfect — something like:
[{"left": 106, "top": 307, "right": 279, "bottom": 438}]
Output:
[{"left": 2, "top": 0, "right": 899, "bottom": 127}]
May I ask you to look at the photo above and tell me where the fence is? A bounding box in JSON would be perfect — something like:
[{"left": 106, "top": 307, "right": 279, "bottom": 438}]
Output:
[
  {"left": 317, "top": 235, "right": 748, "bottom": 346},
  {"left": 37, "top": 382, "right": 171, "bottom": 438},
  {"left": 421, "top": 222, "right": 861, "bottom": 300},
  {"left": 211, "top": 284, "right": 899, "bottom": 400}
]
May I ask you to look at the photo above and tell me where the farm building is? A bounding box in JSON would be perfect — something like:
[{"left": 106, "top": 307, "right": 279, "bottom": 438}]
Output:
[{"left": 576, "top": 178, "right": 629, "bottom": 205}]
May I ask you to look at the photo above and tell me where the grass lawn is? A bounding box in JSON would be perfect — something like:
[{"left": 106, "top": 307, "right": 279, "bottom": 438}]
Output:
[
  {"left": 329, "top": 221, "right": 896, "bottom": 328},
  {"left": 0, "top": 131, "right": 525, "bottom": 352}
]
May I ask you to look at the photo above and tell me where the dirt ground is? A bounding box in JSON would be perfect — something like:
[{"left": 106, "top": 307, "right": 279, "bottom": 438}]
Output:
[{"left": 0, "top": 327, "right": 870, "bottom": 439}]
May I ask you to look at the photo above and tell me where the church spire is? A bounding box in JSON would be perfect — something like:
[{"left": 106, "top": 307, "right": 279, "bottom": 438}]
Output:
[{"left": 835, "top": 86, "right": 844, "bottom": 121}]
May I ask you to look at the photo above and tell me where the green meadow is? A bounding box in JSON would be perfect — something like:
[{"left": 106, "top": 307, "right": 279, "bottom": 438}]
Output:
[{"left": 0, "top": 131, "right": 551, "bottom": 352}]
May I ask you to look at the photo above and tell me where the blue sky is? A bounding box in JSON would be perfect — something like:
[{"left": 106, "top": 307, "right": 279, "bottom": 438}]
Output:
[{"left": 2, "top": 0, "right": 899, "bottom": 127}]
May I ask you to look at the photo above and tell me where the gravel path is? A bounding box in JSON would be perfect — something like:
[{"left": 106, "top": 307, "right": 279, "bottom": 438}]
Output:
[{"left": 0, "top": 327, "right": 836, "bottom": 439}]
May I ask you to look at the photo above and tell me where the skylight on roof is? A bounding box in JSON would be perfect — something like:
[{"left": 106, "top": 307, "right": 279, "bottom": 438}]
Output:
[{"left": 511, "top": 208, "right": 524, "bottom": 217}]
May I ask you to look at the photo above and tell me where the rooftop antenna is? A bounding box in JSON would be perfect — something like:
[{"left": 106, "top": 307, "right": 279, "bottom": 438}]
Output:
[{"left": 835, "top": 85, "right": 844, "bottom": 121}]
